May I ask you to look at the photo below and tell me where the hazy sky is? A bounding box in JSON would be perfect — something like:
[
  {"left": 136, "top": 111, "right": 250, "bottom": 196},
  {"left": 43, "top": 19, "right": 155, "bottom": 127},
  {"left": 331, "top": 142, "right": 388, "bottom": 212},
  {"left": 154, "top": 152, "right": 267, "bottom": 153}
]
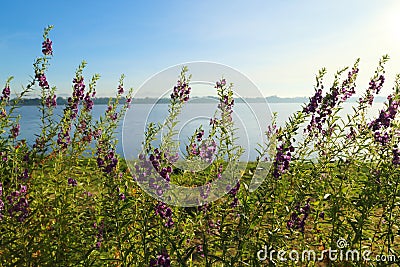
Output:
[{"left": 1, "top": 1, "right": 400, "bottom": 97}]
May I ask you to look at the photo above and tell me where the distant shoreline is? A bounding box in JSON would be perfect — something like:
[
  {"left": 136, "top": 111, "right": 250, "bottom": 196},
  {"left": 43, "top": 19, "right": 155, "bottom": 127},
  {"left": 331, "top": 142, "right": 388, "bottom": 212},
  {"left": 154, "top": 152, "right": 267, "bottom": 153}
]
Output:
[{"left": 11, "top": 96, "right": 387, "bottom": 106}]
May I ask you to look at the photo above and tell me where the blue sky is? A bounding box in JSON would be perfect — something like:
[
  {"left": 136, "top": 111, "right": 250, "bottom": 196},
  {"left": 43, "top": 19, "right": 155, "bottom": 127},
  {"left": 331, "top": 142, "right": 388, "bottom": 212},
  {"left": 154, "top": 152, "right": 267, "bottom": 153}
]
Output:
[{"left": 1, "top": 0, "right": 400, "bottom": 97}]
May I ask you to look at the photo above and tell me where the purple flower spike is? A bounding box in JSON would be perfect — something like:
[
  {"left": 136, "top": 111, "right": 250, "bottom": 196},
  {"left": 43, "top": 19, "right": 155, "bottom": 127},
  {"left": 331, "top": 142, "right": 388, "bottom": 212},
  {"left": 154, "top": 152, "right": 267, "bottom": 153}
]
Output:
[
  {"left": 1, "top": 85, "right": 10, "bottom": 101},
  {"left": 11, "top": 124, "right": 20, "bottom": 138},
  {"left": 67, "top": 178, "right": 77, "bottom": 186},
  {"left": 42, "top": 38, "right": 53, "bottom": 55}
]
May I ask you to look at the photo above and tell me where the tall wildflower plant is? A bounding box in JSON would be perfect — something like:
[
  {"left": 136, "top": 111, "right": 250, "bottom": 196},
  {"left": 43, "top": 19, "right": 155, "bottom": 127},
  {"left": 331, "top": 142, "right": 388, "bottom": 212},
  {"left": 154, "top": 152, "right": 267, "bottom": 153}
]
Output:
[
  {"left": 255, "top": 55, "right": 400, "bottom": 266},
  {"left": 33, "top": 25, "right": 57, "bottom": 155},
  {"left": 0, "top": 26, "right": 134, "bottom": 266},
  {"left": 127, "top": 67, "right": 192, "bottom": 265}
]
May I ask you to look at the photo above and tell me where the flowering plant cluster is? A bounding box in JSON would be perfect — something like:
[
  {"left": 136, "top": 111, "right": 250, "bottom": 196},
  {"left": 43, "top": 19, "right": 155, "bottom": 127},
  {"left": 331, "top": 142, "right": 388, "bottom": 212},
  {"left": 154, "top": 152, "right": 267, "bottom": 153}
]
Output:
[
  {"left": 0, "top": 26, "right": 135, "bottom": 266},
  {"left": 258, "top": 55, "right": 400, "bottom": 266},
  {"left": 1, "top": 26, "right": 400, "bottom": 267}
]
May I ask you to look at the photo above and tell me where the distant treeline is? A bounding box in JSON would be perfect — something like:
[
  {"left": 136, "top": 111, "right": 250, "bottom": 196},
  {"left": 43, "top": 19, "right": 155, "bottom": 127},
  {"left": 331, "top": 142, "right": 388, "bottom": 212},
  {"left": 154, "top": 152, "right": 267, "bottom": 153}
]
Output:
[
  {"left": 12, "top": 95, "right": 387, "bottom": 106},
  {"left": 13, "top": 97, "right": 117, "bottom": 106}
]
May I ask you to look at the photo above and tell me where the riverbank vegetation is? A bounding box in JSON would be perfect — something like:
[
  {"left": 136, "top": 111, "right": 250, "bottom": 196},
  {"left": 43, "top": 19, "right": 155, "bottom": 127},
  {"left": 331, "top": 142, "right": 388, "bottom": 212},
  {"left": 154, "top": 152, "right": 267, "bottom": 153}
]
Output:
[{"left": 0, "top": 26, "right": 399, "bottom": 266}]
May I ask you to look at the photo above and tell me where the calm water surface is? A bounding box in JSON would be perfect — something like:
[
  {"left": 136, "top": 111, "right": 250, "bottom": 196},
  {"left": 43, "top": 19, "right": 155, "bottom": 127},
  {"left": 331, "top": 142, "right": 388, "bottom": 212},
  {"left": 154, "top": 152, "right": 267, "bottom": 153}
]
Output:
[{"left": 14, "top": 102, "right": 384, "bottom": 160}]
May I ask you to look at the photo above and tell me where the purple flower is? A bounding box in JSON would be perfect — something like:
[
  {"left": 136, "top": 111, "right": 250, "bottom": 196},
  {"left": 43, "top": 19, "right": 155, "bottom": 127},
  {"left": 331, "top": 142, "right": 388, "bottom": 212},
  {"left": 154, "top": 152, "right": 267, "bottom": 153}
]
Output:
[
  {"left": 196, "top": 129, "right": 204, "bottom": 142},
  {"left": 164, "top": 217, "right": 174, "bottom": 228},
  {"left": 37, "top": 73, "right": 50, "bottom": 89},
  {"left": 19, "top": 168, "right": 29, "bottom": 181},
  {"left": 368, "top": 98, "right": 399, "bottom": 145},
  {"left": 84, "top": 191, "right": 93, "bottom": 197},
  {"left": 10, "top": 124, "right": 20, "bottom": 138},
  {"left": 200, "top": 182, "right": 211, "bottom": 200},
  {"left": 227, "top": 182, "right": 240, "bottom": 196},
  {"left": 360, "top": 75, "right": 385, "bottom": 105},
  {"left": 304, "top": 88, "right": 323, "bottom": 114},
  {"left": 67, "top": 178, "right": 77, "bottom": 186},
  {"left": 118, "top": 85, "right": 124, "bottom": 94},
  {"left": 84, "top": 93, "right": 94, "bottom": 111},
  {"left": 119, "top": 193, "right": 126, "bottom": 200},
  {"left": 227, "top": 181, "right": 240, "bottom": 207},
  {"left": 304, "top": 67, "right": 358, "bottom": 134},
  {"left": 126, "top": 97, "right": 132, "bottom": 107},
  {"left": 97, "top": 150, "right": 119, "bottom": 174},
  {"left": 110, "top": 113, "right": 118, "bottom": 121},
  {"left": 72, "top": 77, "right": 85, "bottom": 100},
  {"left": 57, "top": 131, "right": 71, "bottom": 148},
  {"left": 165, "top": 207, "right": 172, "bottom": 217},
  {"left": 150, "top": 249, "right": 171, "bottom": 267},
  {"left": 215, "top": 79, "right": 227, "bottom": 88},
  {"left": 149, "top": 258, "right": 157, "bottom": 266},
  {"left": 93, "top": 129, "right": 102, "bottom": 139},
  {"left": 198, "top": 139, "right": 217, "bottom": 163},
  {"left": 230, "top": 197, "right": 239, "bottom": 208},
  {"left": 216, "top": 79, "right": 234, "bottom": 121},
  {"left": 155, "top": 202, "right": 174, "bottom": 228},
  {"left": 207, "top": 219, "right": 221, "bottom": 234},
  {"left": 196, "top": 245, "right": 205, "bottom": 258},
  {"left": 1, "top": 152, "right": 8, "bottom": 162},
  {"left": 369, "top": 99, "right": 399, "bottom": 132},
  {"left": 7, "top": 186, "right": 29, "bottom": 222},
  {"left": 155, "top": 202, "right": 168, "bottom": 218},
  {"left": 0, "top": 199, "right": 4, "bottom": 220},
  {"left": 273, "top": 144, "right": 294, "bottom": 179},
  {"left": 393, "top": 146, "right": 400, "bottom": 165},
  {"left": 188, "top": 143, "right": 198, "bottom": 156},
  {"left": 287, "top": 199, "right": 311, "bottom": 233},
  {"left": 1, "top": 85, "right": 10, "bottom": 101},
  {"left": 166, "top": 166, "right": 172, "bottom": 173},
  {"left": 340, "top": 67, "right": 358, "bottom": 101},
  {"left": 42, "top": 38, "right": 53, "bottom": 55},
  {"left": 93, "top": 220, "right": 104, "bottom": 249},
  {"left": 346, "top": 126, "right": 356, "bottom": 139},
  {"left": 170, "top": 80, "right": 191, "bottom": 103},
  {"left": 373, "top": 131, "right": 390, "bottom": 145},
  {"left": 19, "top": 185, "right": 27, "bottom": 194},
  {"left": 45, "top": 94, "right": 57, "bottom": 107}
]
